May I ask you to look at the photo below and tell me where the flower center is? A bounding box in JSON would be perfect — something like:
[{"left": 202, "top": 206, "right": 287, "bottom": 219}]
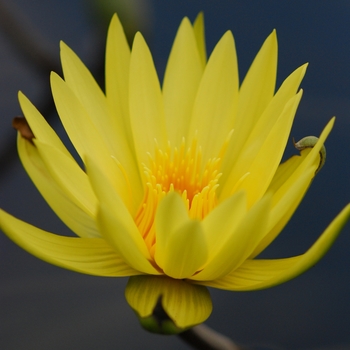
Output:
[{"left": 134, "top": 134, "right": 231, "bottom": 256}]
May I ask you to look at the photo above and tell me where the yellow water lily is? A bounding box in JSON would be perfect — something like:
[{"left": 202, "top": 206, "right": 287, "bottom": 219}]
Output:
[{"left": 1, "top": 13, "right": 349, "bottom": 333}]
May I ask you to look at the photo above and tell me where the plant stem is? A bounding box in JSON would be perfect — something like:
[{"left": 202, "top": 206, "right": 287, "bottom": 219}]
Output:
[{"left": 179, "top": 324, "right": 245, "bottom": 350}]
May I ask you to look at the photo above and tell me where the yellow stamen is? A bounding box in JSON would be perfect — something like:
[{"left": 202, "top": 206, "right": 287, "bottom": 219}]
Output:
[{"left": 134, "top": 133, "right": 232, "bottom": 256}]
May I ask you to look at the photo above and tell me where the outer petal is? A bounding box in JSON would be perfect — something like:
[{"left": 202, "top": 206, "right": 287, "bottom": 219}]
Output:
[
  {"left": 61, "top": 40, "right": 143, "bottom": 210},
  {"left": 188, "top": 30, "right": 238, "bottom": 162},
  {"left": 200, "top": 191, "right": 247, "bottom": 260},
  {"left": 60, "top": 41, "right": 113, "bottom": 146},
  {"left": 129, "top": 32, "right": 167, "bottom": 167},
  {"left": 85, "top": 156, "right": 159, "bottom": 275},
  {"left": 105, "top": 14, "right": 133, "bottom": 147},
  {"left": 163, "top": 17, "right": 203, "bottom": 146},
  {"left": 105, "top": 15, "right": 144, "bottom": 203},
  {"left": 197, "top": 204, "right": 350, "bottom": 291},
  {"left": 220, "top": 64, "right": 307, "bottom": 199},
  {"left": 34, "top": 140, "right": 97, "bottom": 218},
  {"left": 155, "top": 193, "right": 207, "bottom": 279},
  {"left": 18, "top": 92, "right": 71, "bottom": 157},
  {"left": 250, "top": 158, "right": 316, "bottom": 258},
  {"left": 250, "top": 119, "right": 335, "bottom": 256},
  {"left": 0, "top": 210, "right": 138, "bottom": 277},
  {"left": 51, "top": 72, "right": 134, "bottom": 211},
  {"left": 234, "top": 91, "right": 303, "bottom": 206},
  {"left": 125, "top": 275, "right": 212, "bottom": 330},
  {"left": 193, "top": 12, "right": 206, "bottom": 68},
  {"left": 193, "top": 194, "right": 270, "bottom": 281},
  {"left": 18, "top": 136, "right": 99, "bottom": 238},
  {"left": 233, "top": 30, "right": 277, "bottom": 150}
]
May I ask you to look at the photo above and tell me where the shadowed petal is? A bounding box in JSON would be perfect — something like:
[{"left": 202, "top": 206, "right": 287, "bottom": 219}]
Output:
[
  {"left": 0, "top": 210, "right": 138, "bottom": 277},
  {"left": 18, "top": 92, "right": 71, "bottom": 157},
  {"left": 51, "top": 72, "right": 135, "bottom": 210},
  {"left": 18, "top": 136, "right": 99, "bottom": 238},
  {"left": 155, "top": 193, "right": 207, "bottom": 279},
  {"left": 85, "top": 156, "right": 159, "bottom": 275},
  {"left": 193, "top": 194, "right": 270, "bottom": 281},
  {"left": 35, "top": 140, "right": 97, "bottom": 218},
  {"left": 125, "top": 275, "right": 212, "bottom": 329}
]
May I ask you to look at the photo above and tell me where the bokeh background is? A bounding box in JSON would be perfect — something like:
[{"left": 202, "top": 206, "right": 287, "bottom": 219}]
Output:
[{"left": 1, "top": 1, "right": 350, "bottom": 349}]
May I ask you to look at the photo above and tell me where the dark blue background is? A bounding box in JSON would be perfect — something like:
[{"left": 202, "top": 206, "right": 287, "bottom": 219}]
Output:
[{"left": 1, "top": 1, "right": 350, "bottom": 349}]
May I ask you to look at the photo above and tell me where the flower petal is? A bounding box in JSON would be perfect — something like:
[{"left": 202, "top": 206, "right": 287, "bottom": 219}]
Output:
[
  {"left": 18, "top": 92, "right": 71, "bottom": 157},
  {"left": 248, "top": 120, "right": 334, "bottom": 257},
  {"left": 193, "top": 194, "right": 270, "bottom": 281},
  {"left": 129, "top": 32, "right": 167, "bottom": 166},
  {"left": 18, "top": 136, "right": 99, "bottom": 238},
  {"left": 61, "top": 40, "right": 143, "bottom": 209},
  {"left": 220, "top": 64, "right": 307, "bottom": 198},
  {"left": 188, "top": 30, "right": 238, "bottom": 161},
  {"left": 193, "top": 12, "right": 206, "bottom": 68},
  {"left": 85, "top": 156, "right": 159, "bottom": 275},
  {"left": 201, "top": 191, "right": 247, "bottom": 260},
  {"left": 125, "top": 275, "right": 212, "bottom": 329},
  {"left": 233, "top": 30, "right": 277, "bottom": 150},
  {"left": 232, "top": 91, "right": 303, "bottom": 206},
  {"left": 34, "top": 140, "right": 97, "bottom": 218},
  {"left": 197, "top": 203, "right": 350, "bottom": 291},
  {"left": 51, "top": 72, "right": 134, "bottom": 210},
  {"left": 105, "top": 14, "right": 133, "bottom": 147},
  {"left": 163, "top": 17, "right": 203, "bottom": 146},
  {"left": 154, "top": 192, "right": 190, "bottom": 267},
  {"left": 155, "top": 193, "right": 207, "bottom": 279},
  {"left": 0, "top": 210, "right": 137, "bottom": 277}
]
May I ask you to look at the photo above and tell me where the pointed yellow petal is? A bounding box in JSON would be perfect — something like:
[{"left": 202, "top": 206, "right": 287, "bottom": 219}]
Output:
[
  {"left": 163, "top": 17, "right": 203, "bottom": 146},
  {"left": 220, "top": 64, "right": 307, "bottom": 198},
  {"left": 155, "top": 192, "right": 190, "bottom": 267},
  {"left": 193, "top": 12, "right": 206, "bottom": 68},
  {"left": 201, "top": 191, "right": 247, "bottom": 259},
  {"left": 35, "top": 140, "right": 97, "bottom": 217},
  {"left": 246, "top": 119, "right": 333, "bottom": 257},
  {"left": 85, "top": 156, "right": 159, "bottom": 275},
  {"left": 155, "top": 193, "right": 207, "bottom": 279},
  {"left": 198, "top": 204, "right": 350, "bottom": 291},
  {"left": 105, "top": 14, "right": 133, "bottom": 146},
  {"left": 129, "top": 32, "right": 167, "bottom": 166},
  {"left": 188, "top": 30, "right": 238, "bottom": 161},
  {"left": 250, "top": 161, "right": 316, "bottom": 258},
  {"left": 193, "top": 194, "right": 270, "bottom": 281},
  {"left": 51, "top": 72, "right": 133, "bottom": 210},
  {"left": 0, "top": 210, "right": 138, "bottom": 277},
  {"left": 125, "top": 275, "right": 212, "bottom": 329},
  {"left": 104, "top": 15, "right": 144, "bottom": 203},
  {"left": 18, "top": 136, "right": 99, "bottom": 238},
  {"left": 231, "top": 91, "right": 303, "bottom": 206},
  {"left": 60, "top": 42, "right": 120, "bottom": 154},
  {"left": 162, "top": 220, "right": 207, "bottom": 279},
  {"left": 233, "top": 31, "right": 278, "bottom": 151},
  {"left": 18, "top": 92, "right": 71, "bottom": 157}
]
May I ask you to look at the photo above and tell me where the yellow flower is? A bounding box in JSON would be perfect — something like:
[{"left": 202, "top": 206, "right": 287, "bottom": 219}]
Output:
[{"left": 1, "top": 14, "right": 349, "bottom": 333}]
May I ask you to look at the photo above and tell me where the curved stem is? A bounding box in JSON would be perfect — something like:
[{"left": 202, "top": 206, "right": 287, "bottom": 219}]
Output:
[{"left": 178, "top": 324, "right": 245, "bottom": 350}]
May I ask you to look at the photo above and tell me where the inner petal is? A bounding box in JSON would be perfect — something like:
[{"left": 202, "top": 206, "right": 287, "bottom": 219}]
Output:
[{"left": 134, "top": 137, "right": 224, "bottom": 256}]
